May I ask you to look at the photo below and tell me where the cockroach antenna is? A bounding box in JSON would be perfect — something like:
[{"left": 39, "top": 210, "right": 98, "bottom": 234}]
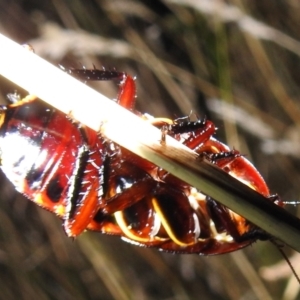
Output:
[{"left": 270, "top": 239, "right": 300, "bottom": 284}]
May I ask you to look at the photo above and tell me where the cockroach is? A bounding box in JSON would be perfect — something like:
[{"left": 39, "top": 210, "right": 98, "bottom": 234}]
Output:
[{"left": 0, "top": 69, "right": 293, "bottom": 259}]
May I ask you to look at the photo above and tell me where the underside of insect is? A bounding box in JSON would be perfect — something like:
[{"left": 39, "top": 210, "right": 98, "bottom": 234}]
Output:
[{"left": 0, "top": 68, "right": 284, "bottom": 255}]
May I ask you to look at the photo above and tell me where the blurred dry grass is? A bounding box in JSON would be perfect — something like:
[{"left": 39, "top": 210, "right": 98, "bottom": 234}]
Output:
[{"left": 0, "top": 0, "right": 300, "bottom": 299}]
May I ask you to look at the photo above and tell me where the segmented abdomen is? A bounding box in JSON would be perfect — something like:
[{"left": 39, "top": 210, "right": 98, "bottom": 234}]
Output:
[{"left": 0, "top": 101, "right": 105, "bottom": 236}]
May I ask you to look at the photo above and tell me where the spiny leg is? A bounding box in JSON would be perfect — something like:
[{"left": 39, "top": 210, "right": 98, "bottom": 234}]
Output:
[
  {"left": 63, "top": 122, "right": 106, "bottom": 237},
  {"left": 149, "top": 116, "right": 216, "bottom": 144},
  {"left": 65, "top": 68, "right": 136, "bottom": 110},
  {"left": 199, "top": 149, "right": 241, "bottom": 168},
  {"left": 159, "top": 116, "right": 240, "bottom": 168}
]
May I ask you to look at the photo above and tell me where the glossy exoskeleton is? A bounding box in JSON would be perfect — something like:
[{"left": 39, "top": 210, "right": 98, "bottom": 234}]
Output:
[{"left": 0, "top": 69, "right": 283, "bottom": 255}]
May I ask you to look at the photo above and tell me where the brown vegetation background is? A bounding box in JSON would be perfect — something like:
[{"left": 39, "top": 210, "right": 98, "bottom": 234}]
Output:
[{"left": 0, "top": 1, "right": 300, "bottom": 299}]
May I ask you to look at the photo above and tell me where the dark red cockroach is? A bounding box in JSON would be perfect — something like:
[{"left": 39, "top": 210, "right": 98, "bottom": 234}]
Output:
[{"left": 0, "top": 69, "right": 284, "bottom": 255}]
